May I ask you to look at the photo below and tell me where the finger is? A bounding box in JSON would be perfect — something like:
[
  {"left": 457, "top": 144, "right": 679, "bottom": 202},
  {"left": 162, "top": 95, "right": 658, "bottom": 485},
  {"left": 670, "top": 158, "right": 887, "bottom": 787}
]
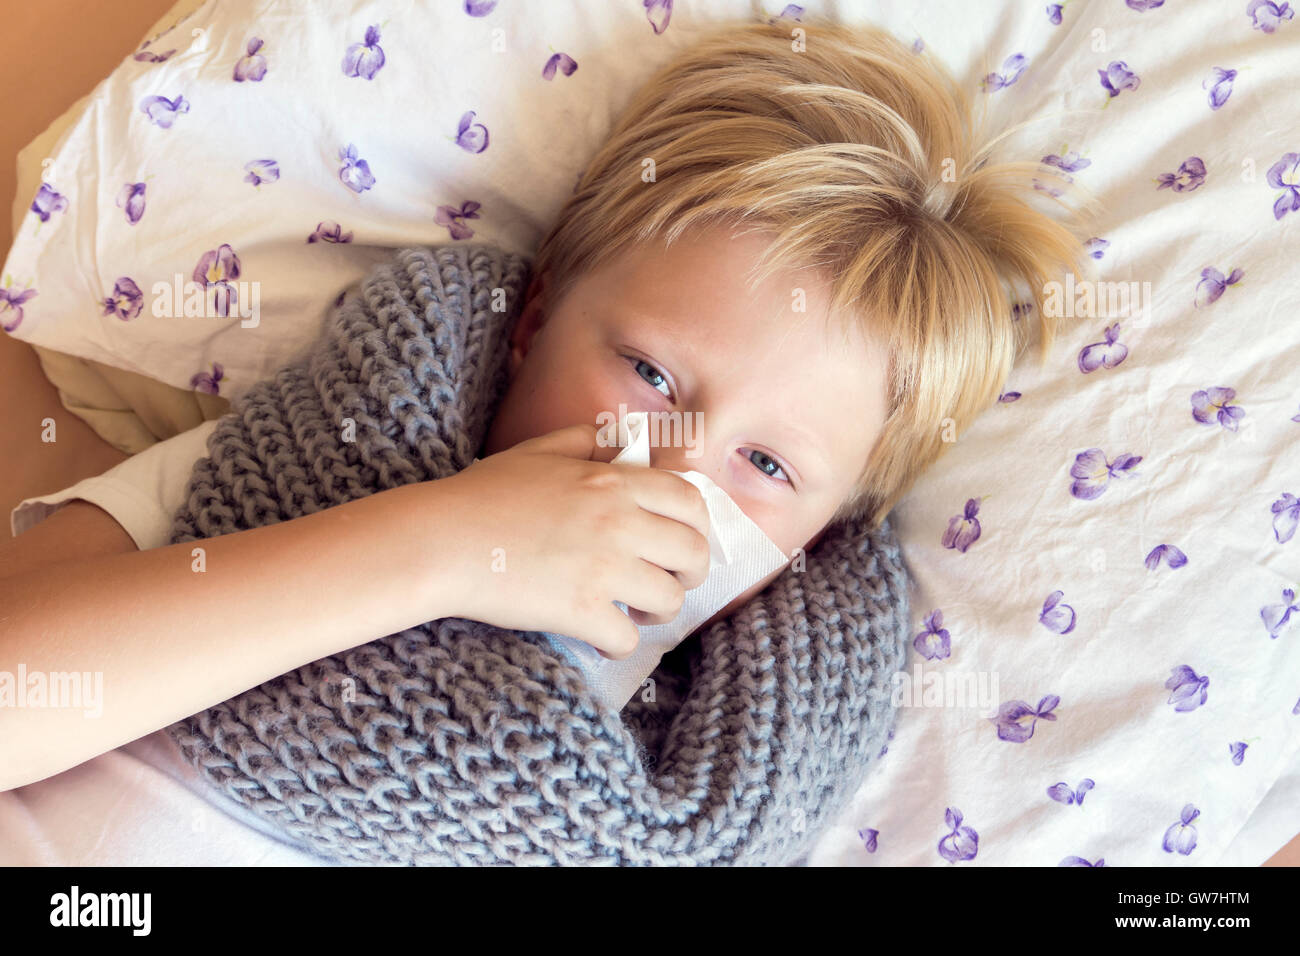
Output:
[
  {"left": 510, "top": 423, "right": 600, "bottom": 461},
  {"left": 576, "top": 600, "right": 642, "bottom": 660},
  {"left": 620, "top": 467, "right": 711, "bottom": 541},
  {"left": 613, "top": 558, "right": 686, "bottom": 629},
  {"left": 622, "top": 508, "right": 710, "bottom": 591}
]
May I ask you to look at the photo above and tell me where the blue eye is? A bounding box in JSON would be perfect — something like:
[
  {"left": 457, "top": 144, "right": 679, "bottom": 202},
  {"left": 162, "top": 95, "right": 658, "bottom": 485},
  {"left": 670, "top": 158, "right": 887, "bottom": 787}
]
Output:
[
  {"left": 747, "top": 449, "right": 789, "bottom": 483},
  {"left": 632, "top": 358, "right": 671, "bottom": 398}
]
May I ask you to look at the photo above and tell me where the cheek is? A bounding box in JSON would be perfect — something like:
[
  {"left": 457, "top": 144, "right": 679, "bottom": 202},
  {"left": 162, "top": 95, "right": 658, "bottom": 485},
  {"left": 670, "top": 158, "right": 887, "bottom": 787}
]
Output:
[{"left": 492, "top": 341, "right": 627, "bottom": 450}]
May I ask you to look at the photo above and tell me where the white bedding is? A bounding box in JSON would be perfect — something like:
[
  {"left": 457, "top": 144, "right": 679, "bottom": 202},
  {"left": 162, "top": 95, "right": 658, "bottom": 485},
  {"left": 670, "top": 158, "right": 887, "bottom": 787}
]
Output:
[{"left": 2, "top": 0, "right": 1297, "bottom": 865}]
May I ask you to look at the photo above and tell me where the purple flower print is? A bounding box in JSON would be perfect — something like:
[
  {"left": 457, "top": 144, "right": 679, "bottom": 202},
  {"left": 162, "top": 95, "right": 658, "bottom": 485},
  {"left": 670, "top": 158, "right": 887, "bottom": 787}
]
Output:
[
  {"left": 1127, "top": 0, "right": 1165, "bottom": 9},
  {"left": 542, "top": 53, "right": 578, "bottom": 81},
  {"left": 768, "top": 4, "right": 804, "bottom": 23},
  {"left": 1204, "top": 67, "right": 1237, "bottom": 110},
  {"left": 338, "top": 144, "right": 375, "bottom": 193},
  {"left": 1248, "top": 0, "right": 1294, "bottom": 32},
  {"left": 1084, "top": 237, "right": 1109, "bottom": 259},
  {"left": 1011, "top": 300, "right": 1035, "bottom": 321},
  {"left": 454, "top": 111, "right": 489, "bottom": 153},
  {"left": 464, "top": 0, "right": 498, "bottom": 14},
  {"left": 1191, "top": 386, "right": 1244, "bottom": 431},
  {"left": 435, "top": 201, "right": 481, "bottom": 240},
  {"left": 30, "top": 183, "right": 68, "bottom": 222},
  {"left": 1261, "top": 588, "right": 1297, "bottom": 639},
  {"left": 1271, "top": 493, "right": 1299, "bottom": 543},
  {"left": 1162, "top": 804, "right": 1199, "bottom": 855},
  {"left": 941, "top": 497, "right": 983, "bottom": 552},
  {"left": 1048, "top": 779, "right": 1095, "bottom": 806},
  {"left": 1144, "top": 543, "right": 1188, "bottom": 570},
  {"left": 343, "top": 25, "right": 386, "bottom": 80},
  {"left": 0, "top": 286, "right": 37, "bottom": 333},
  {"left": 193, "top": 243, "right": 241, "bottom": 317},
  {"left": 102, "top": 277, "right": 143, "bottom": 321},
  {"left": 858, "top": 828, "right": 879, "bottom": 853},
  {"left": 981, "top": 54, "right": 1027, "bottom": 92},
  {"left": 133, "top": 42, "right": 176, "bottom": 63},
  {"left": 913, "top": 609, "right": 951, "bottom": 661},
  {"left": 877, "top": 728, "right": 894, "bottom": 760},
  {"left": 644, "top": 0, "right": 673, "bottom": 34},
  {"left": 990, "top": 695, "right": 1059, "bottom": 742},
  {"left": 998, "top": 390, "right": 1021, "bottom": 403},
  {"left": 307, "top": 221, "right": 353, "bottom": 244},
  {"left": 1040, "top": 591, "right": 1077, "bottom": 635},
  {"left": 1047, "top": 4, "right": 1064, "bottom": 25},
  {"left": 1043, "top": 150, "right": 1091, "bottom": 174},
  {"left": 244, "top": 159, "right": 279, "bottom": 187},
  {"left": 938, "top": 807, "right": 979, "bottom": 863},
  {"left": 1098, "top": 61, "right": 1140, "bottom": 99},
  {"left": 1069, "top": 448, "right": 1142, "bottom": 500},
  {"left": 1060, "top": 856, "right": 1106, "bottom": 866},
  {"left": 1165, "top": 665, "right": 1209, "bottom": 712},
  {"left": 912, "top": 38, "right": 925, "bottom": 54},
  {"left": 1266, "top": 153, "right": 1300, "bottom": 220},
  {"left": 1157, "top": 156, "right": 1206, "bottom": 192},
  {"left": 1229, "top": 741, "right": 1249, "bottom": 765},
  {"left": 1032, "top": 178, "right": 1064, "bottom": 198},
  {"left": 191, "top": 362, "right": 224, "bottom": 394},
  {"left": 1078, "top": 322, "right": 1128, "bottom": 372},
  {"left": 140, "top": 94, "right": 189, "bottom": 129},
  {"left": 117, "top": 182, "right": 146, "bottom": 224},
  {"left": 1195, "top": 267, "right": 1243, "bottom": 308},
  {"left": 234, "top": 37, "right": 267, "bottom": 81}
]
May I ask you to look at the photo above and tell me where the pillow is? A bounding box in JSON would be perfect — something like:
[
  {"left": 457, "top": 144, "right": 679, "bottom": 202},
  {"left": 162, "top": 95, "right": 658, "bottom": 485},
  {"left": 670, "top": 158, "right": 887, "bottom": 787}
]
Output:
[
  {"left": 1, "top": 0, "right": 779, "bottom": 400},
  {"left": 4, "top": 0, "right": 1297, "bottom": 866}
]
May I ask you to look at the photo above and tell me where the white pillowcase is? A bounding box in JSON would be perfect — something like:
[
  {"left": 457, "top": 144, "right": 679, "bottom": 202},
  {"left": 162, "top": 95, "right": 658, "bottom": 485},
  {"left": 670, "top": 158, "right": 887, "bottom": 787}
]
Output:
[{"left": 1, "top": 0, "right": 786, "bottom": 400}]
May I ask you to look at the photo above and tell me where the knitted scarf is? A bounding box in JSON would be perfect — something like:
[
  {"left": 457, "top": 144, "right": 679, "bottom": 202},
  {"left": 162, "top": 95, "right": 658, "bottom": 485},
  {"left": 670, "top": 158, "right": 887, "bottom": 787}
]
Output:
[{"left": 164, "top": 243, "right": 911, "bottom": 865}]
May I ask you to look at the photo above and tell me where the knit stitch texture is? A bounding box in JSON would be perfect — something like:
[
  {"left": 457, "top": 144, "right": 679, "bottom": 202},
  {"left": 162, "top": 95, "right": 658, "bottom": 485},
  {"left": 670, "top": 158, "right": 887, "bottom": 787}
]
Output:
[{"left": 164, "top": 243, "right": 911, "bottom": 865}]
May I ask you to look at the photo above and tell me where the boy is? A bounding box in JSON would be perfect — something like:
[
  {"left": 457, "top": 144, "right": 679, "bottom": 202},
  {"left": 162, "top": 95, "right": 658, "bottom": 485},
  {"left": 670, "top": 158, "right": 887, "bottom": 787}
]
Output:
[{"left": 1, "top": 17, "right": 1084, "bottom": 789}]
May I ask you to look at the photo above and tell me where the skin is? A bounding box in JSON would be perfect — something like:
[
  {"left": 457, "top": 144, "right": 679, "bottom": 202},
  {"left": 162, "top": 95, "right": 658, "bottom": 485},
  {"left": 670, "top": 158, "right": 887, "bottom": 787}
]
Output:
[{"left": 480, "top": 221, "right": 890, "bottom": 628}]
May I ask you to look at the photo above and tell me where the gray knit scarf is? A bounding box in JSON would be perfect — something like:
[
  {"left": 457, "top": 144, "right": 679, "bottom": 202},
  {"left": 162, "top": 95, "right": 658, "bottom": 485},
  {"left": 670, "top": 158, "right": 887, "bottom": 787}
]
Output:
[{"left": 164, "top": 243, "right": 911, "bottom": 865}]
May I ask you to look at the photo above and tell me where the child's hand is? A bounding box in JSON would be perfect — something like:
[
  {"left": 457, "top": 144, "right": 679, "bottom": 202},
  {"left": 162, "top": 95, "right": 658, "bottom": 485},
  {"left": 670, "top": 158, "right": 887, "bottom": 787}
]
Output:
[{"left": 434, "top": 424, "right": 711, "bottom": 660}]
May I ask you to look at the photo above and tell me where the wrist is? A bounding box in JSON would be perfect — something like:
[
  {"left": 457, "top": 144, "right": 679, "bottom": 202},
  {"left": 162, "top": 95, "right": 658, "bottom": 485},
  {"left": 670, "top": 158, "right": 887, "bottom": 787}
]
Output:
[{"left": 397, "top": 475, "right": 480, "bottom": 623}]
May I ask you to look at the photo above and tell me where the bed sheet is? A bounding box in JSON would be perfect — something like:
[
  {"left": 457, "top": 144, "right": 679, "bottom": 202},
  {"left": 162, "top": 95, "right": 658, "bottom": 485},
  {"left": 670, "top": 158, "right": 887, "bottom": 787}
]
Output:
[{"left": 1, "top": 0, "right": 1296, "bottom": 865}]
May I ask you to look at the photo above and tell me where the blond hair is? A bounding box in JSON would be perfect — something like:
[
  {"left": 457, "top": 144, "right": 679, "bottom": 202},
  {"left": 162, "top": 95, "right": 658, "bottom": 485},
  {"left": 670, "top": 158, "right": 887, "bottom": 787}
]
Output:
[{"left": 533, "top": 17, "right": 1097, "bottom": 530}]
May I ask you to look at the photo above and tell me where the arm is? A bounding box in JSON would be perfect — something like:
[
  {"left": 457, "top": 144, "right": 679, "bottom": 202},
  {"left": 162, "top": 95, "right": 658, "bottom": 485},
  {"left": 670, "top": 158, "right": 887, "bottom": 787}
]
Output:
[{"left": 0, "top": 480, "right": 464, "bottom": 791}]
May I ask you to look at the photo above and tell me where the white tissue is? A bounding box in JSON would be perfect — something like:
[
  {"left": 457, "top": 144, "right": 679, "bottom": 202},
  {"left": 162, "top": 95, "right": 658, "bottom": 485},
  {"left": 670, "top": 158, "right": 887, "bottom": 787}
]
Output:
[{"left": 542, "top": 411, "right": 790, "bottom": 713}]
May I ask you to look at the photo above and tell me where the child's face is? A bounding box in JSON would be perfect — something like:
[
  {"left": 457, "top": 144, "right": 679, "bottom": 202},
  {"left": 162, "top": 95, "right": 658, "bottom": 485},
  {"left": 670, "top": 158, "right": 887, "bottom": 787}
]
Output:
[{"left": 482, "top": 223, "right": 889, "bottom": 624}]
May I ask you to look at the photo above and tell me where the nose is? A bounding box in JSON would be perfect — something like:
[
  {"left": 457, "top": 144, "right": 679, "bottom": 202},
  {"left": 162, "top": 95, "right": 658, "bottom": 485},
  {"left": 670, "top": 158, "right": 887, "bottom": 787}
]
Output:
[{"left": 643, "top": 410, "right": 717, "bottom": 481}]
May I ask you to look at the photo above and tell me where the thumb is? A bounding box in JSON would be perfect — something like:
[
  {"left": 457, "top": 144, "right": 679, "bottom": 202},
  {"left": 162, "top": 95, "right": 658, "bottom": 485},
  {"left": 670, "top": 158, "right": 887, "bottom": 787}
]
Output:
[{"left": 509, "top": 422, "right": 601, "bottom": 461}]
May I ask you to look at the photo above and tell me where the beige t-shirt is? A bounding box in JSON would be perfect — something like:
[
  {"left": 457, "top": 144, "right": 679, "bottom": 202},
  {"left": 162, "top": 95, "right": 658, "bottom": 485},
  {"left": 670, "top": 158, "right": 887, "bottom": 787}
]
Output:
[{"left": 10, "top": 419, "right": 217, "bottom": 548}]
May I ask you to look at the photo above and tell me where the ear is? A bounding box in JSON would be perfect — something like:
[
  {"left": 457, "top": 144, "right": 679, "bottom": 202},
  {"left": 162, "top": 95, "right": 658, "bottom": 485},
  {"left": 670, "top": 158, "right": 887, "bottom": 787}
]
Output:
[{"left": 508, "top": 269, "right": 550, "bottom": 376}]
